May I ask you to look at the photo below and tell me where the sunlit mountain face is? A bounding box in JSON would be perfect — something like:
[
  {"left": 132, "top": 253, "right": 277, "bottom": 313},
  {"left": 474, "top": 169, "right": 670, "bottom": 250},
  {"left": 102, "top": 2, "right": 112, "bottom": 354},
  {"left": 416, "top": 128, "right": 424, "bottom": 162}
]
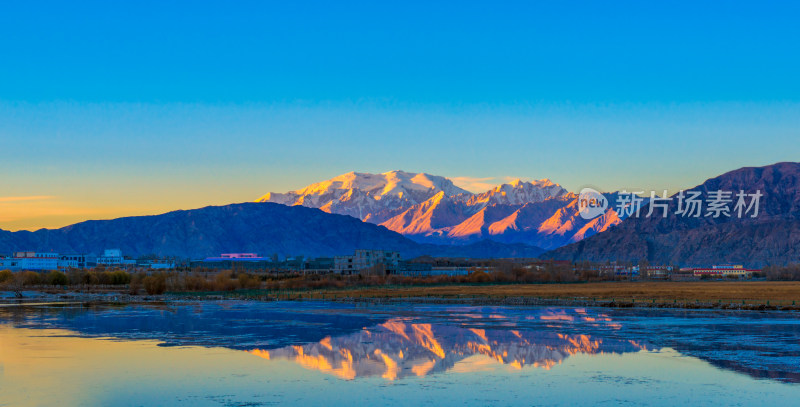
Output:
[
  {"left": 247, "top": 316, "right": 650, "bottom": 380},
  {"left": 256, "top": 171, "right": 625, "bottom": 250}
]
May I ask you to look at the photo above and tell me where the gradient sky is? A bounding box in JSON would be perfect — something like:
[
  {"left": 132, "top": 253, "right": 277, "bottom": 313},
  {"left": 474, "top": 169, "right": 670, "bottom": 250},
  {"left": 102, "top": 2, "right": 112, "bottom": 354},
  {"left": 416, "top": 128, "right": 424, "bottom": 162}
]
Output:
[{"left": 2, "top": 1, "right": 799, "bottom": 230}]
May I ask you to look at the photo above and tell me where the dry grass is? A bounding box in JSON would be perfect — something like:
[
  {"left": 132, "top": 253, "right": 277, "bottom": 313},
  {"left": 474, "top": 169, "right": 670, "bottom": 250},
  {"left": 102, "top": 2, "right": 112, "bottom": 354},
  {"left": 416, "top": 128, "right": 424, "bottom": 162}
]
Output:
[{"left": 309, "top": 281, "right": 800, "bottom": 304}]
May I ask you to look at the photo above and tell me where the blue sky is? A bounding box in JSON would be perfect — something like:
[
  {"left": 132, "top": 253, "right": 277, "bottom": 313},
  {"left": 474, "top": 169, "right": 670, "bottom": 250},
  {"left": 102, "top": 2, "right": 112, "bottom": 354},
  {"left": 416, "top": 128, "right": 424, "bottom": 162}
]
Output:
[{"left": 1, "top": 1, "right": 799, "bottom": 230}]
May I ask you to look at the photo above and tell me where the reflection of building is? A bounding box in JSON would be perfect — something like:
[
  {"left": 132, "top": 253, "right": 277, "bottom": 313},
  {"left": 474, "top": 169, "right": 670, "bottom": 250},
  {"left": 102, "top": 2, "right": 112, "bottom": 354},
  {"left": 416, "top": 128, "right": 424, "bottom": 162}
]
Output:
[
  {"left": 96, "top": 249, "right": 136, "bottom": 267},
  {"left": 249, "top": 314, "right": 649, "bottom": 381},
  {"left": 334, "top": 250, "right": 400, "bottom": 275}
]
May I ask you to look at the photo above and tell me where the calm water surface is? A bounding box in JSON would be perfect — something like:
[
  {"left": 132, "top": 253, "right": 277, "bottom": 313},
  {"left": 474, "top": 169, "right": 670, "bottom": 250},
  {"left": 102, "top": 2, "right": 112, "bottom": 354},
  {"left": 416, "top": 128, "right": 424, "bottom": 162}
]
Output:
[{"left": 1, "top": 300, "right": 799, "bottom": 406}]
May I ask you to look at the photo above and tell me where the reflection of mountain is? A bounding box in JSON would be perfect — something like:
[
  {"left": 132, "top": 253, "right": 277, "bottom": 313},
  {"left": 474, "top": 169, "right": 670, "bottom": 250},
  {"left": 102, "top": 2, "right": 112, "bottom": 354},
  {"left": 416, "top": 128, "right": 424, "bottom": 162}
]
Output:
[
  {"left": 249, "top": 318, "right": 648, "bottom": 380},
  {"left": 3, "top": 302, "right": 800, "bottom": 383}
]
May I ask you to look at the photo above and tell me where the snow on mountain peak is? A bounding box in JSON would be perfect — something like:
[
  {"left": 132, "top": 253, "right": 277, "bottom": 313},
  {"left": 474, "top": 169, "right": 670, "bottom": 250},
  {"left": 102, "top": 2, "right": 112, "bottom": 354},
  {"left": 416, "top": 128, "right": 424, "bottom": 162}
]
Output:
[
  {"left": 256, "top": 170, "right": 470, "bottom": 220},
  {"left": 467, "top": 178, "right": 568, "bottom": 206},
  {"left": 255, "top": 170, "right": 618, "bottom": 249}
]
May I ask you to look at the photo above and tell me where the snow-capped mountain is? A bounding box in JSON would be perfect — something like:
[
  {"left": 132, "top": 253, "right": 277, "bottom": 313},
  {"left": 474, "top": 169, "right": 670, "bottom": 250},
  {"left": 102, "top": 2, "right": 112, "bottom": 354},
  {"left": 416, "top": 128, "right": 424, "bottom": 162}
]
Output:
[
  {"left": 257, "top": 171, "right": 623, "bottom": 250},
  {"left": 257, "top": 170, "right": 469, "bottom": 220},
  {"left": 466, "top": 179, "right": 569, "bottom": 206}
]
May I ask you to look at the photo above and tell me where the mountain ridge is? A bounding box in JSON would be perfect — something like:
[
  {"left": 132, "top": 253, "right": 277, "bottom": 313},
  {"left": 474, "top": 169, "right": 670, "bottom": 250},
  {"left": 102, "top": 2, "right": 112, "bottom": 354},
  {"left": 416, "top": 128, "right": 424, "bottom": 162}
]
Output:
[
  {"left": 258, "top": 171, "right": 621, "bottom": 249},
  {"left": 0, "top": 202, "right": 544, "bottom": 259},
  {"left": 544, "top": 162, "right": 800, "bottom": 266}
]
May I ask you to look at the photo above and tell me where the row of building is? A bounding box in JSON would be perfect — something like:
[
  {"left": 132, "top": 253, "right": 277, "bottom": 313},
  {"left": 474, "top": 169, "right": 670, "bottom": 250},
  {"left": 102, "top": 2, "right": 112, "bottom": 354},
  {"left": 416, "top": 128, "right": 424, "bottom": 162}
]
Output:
[
  {"left": 193, "top": 250, "right": 474, "bottom": 276},
  {"left": 599, "top": 264, "right": 760, "bottom": 279},
  {"left": 684, "top": 264, "right": 761, "bottom": 278},
  {"left": 2, "top": 247, "right": 762, "bottom": 279},
  {"left": 0, "top": 249, "right": 176, "bottom": 271},
  {"left": 1, "top": 248, "right": 452, "bottom": 275}
]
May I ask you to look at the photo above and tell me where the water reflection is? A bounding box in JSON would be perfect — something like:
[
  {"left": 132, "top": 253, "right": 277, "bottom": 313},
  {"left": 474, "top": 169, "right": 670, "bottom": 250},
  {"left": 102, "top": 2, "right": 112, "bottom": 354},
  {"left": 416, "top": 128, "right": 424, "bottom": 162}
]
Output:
[
  {"left": 1, "top": 301, "right": 800, "bottom": 384},
  {"left": 249, "top": 318, "right": 649, "bottom": 380}
]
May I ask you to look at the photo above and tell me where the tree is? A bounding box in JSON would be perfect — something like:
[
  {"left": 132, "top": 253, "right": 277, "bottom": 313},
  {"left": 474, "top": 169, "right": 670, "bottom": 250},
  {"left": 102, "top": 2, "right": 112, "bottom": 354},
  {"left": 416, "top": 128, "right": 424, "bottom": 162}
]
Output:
[
  {"left": 143, "top": 274, "right": 167, "bottom": 295},
  {"left": 638, "top": 259, "right": 650, "bottom": 279},
  {"left": 47, "top": 270, "right": 68, "bottom": 286},
  {"left": 0, "top": 269, "right": 12, "bottom": 284},
  {"left": 20, "top": 271, "right": 41, "bottom": 286}
]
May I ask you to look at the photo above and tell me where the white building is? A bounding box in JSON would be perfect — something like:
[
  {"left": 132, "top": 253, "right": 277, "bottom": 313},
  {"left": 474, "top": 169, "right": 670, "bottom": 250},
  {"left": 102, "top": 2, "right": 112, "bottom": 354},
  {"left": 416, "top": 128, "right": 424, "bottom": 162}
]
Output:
[
  {"left": 692, "top": 264, "right": 757, "bottom": 278},
  {"left": 7, "top": 252, "right": 60, "bottom": 271},
  {"left": 136, "top": 259, "right": 176, "bottom": 270},
  {"left": 96, "top": 249, "right": 136, "bottom": 267},
  {"left": 0, "top": 257, "right": 20, "bottom": 270},
  {"left": 58, "top": 254, "right": 96, "bottom": 269}
]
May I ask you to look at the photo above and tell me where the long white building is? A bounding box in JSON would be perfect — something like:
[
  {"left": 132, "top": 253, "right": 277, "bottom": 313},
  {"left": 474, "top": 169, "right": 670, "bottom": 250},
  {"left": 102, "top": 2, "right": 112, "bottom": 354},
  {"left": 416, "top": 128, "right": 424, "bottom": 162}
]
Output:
[{"left": 2, "top": 252, "right": 60, "bottom": 271}]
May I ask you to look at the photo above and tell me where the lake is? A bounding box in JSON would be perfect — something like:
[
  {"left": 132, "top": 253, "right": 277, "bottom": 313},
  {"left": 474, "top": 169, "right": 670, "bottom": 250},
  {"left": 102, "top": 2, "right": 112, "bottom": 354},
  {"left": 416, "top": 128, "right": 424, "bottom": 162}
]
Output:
[{"left": 1, "top": 300, "right": 799, "bottom": 406}]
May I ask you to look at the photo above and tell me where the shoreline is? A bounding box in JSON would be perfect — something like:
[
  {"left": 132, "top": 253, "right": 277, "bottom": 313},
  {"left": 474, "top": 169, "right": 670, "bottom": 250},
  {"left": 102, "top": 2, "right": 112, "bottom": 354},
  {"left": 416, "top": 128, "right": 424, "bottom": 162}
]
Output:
[
  {"left": 2, "top": 289, "right": 799, "bottom": 312},
  {"left": 325, "top": 295, "right": 800, "bottom": 311}
]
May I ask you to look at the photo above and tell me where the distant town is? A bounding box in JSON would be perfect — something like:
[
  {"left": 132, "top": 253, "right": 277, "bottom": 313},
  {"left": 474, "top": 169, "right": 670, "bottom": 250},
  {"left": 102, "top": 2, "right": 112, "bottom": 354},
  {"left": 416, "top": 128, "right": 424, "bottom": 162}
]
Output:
[{"left": 0, "top": 248, "right": 765, "bottom": 280}]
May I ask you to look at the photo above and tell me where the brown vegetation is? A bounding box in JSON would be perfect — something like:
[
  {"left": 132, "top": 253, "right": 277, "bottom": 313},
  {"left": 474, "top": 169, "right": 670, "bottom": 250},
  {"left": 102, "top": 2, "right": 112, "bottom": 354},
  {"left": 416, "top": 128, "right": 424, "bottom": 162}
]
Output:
[
  {"left": 46, "top": 270, "right": 68, "bottom": 286},
  {"left": 1, "top": 263, "right": 797, "bottom": 306},
  {"left": 0, "top": 269, "right": 12, "bottom": 283},
  {"left": 143, "top": 273, "right": 167, "bottom": 295},
  {"left": 764, "top": 264, "right": 800, "bottom": 280},
  {"left": 316, "top": 281, "right": 800, "bottom": 304}
]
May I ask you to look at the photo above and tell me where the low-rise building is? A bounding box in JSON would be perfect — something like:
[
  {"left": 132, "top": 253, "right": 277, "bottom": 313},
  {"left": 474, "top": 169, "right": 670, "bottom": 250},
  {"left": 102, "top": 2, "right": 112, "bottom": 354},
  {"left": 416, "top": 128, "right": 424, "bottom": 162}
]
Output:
[
  {"left": 398, "top": 261, "right": 433, "bottom": 275},
  {"left": 59, "top": 254, "right": 96, "bottom": 269},
  {"left": 96, "top": 249, "right": 136, "bottom": 267},
  {"left": 334, "top": 250, "right": 400, "bottom": 275},
  {"left": 691, "top": 264, "right": 758, "bottom": 278},
  {"left": 196, "top": 253, "right": 275, "bottom": 271},
  {"left": 9, "top": 251, "right": 59, "bottom": 271},
  {"left": 0, "top": 256, "right": 20, "bottom": 270},
  {"left": 305, "top": 257, "right": 334, "bottom": 272},
  {"left": 136, "top": 259, "right": 176, "bottom": 269},
  {"left": 644, "top": 266, "right": 673, "bottom": 279},
  {"left": 615, "top": 266, "right": 639, "bottom": 277}
]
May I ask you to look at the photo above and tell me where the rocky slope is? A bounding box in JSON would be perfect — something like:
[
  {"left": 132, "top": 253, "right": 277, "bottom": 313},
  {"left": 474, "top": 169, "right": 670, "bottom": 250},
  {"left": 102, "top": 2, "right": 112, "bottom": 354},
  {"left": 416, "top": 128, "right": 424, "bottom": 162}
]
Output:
[{"left": 544, "top": 162, "right": 800, "bottom": 266}]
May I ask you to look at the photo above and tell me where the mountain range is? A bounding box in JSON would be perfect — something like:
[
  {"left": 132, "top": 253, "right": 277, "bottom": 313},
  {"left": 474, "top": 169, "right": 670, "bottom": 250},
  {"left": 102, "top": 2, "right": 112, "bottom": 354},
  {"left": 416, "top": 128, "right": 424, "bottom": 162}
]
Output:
[
  {"left": 258, "top": 170, "right": 625, "bottom": 250},
  {"left": 0, "top": 203, "right": 544, "bottom": 259},
  {"left": 545, "top": 162, "right": 800, "bottom": 267},
  {"left": 3, "top": 163, "right": 799, "bottom": 265}
]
